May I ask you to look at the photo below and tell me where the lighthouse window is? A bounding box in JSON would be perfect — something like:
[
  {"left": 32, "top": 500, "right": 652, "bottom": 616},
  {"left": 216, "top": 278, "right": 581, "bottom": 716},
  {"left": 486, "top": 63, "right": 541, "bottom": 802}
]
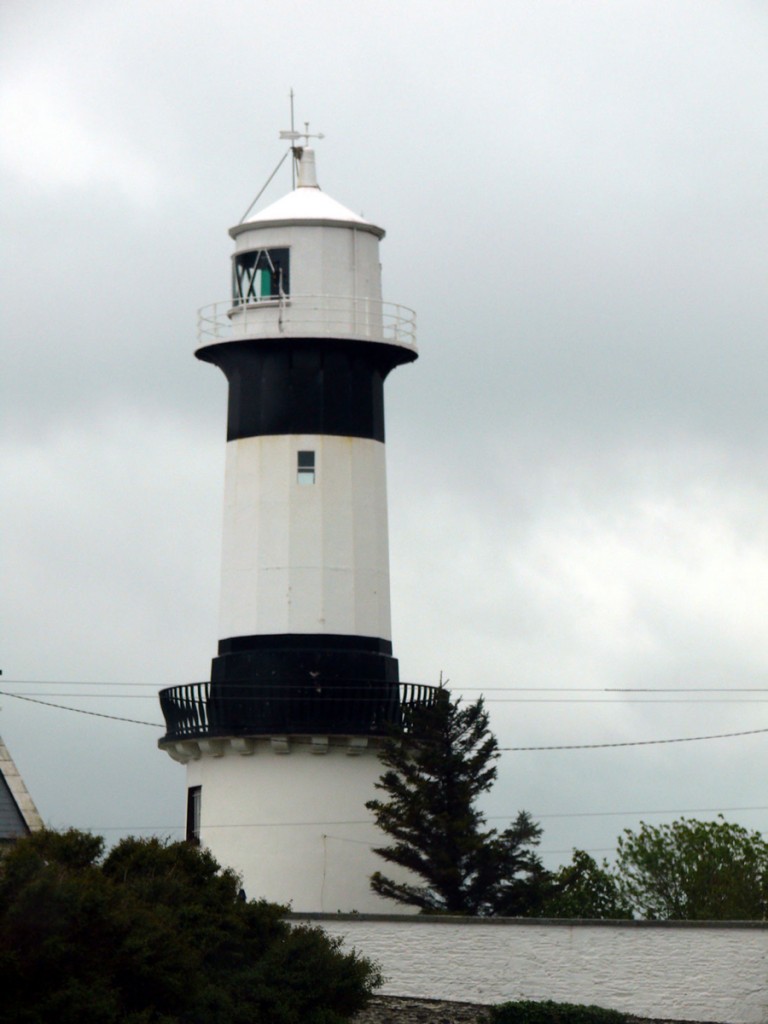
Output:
[
  {"left": 297, "top": 450, "right": 315, "bottom": 485},
  {"left": 233, "top": 248, "right": 290, "bottom": 304},
  {"left": 186, "top": 785, "right": 201, "bottom": 845}
]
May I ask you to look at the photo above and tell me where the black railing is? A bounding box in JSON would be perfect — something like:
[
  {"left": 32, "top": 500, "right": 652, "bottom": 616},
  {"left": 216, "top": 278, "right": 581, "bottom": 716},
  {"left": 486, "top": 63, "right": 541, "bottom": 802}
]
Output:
[{"left": 158, "top": 681, "right": 440, "bottom": 744}]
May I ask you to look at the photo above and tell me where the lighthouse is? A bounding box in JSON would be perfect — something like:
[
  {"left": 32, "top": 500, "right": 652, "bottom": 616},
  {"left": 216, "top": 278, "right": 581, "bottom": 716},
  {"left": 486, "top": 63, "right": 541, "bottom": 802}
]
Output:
[{"left": 159, "top": 131, "right": 436, "bottom": 912}]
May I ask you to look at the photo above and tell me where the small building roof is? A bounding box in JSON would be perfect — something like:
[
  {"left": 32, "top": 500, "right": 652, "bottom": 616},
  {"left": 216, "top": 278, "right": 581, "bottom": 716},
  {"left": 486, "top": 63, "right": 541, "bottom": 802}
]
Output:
[{"left": 0, "top": 735, "right": 43, "bottom": 840}]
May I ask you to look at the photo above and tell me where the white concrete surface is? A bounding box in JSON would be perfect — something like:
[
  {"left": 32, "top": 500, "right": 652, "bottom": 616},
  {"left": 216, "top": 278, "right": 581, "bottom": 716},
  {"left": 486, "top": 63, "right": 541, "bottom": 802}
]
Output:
[
  {"left": 187, "top": 739, "right": 416, "bottom": 914},
  {"left": 219, "top": 434, "right": 391, "bottom": 641},
  {"left": 295, "top": 915, "right": 768, "bottom": 1024}
]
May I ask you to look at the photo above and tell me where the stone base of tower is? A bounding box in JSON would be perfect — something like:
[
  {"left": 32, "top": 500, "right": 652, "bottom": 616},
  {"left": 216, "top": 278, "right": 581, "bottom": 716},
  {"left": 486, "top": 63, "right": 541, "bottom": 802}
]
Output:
[{"left": 183, "top": 737, "right": 417, "bottom": 914}]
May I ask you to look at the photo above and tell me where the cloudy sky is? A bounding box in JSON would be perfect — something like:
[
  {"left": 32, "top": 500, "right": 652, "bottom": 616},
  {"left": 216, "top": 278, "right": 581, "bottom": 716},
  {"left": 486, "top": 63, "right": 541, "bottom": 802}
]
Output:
[{"left": 3, "top": 0, "right": 768, "bottom": 871}]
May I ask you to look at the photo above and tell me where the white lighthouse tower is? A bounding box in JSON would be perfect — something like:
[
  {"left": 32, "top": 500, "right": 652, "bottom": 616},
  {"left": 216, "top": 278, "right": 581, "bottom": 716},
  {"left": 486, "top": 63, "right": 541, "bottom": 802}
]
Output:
[{"left": 159, "top": 131, "right": 436, "bottom": 912}]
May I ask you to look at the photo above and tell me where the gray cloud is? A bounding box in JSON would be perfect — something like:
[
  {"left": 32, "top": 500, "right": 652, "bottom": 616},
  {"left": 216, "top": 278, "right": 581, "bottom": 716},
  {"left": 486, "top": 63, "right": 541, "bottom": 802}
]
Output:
[{"left": 3, "top": 0, "right": 768, "bottom": 866}]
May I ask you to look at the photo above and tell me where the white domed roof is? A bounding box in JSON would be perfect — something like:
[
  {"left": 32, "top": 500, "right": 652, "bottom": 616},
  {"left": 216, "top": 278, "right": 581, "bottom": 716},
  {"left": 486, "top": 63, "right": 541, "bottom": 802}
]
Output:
[{"left": 230, "top": 148, "right": 385, "bottom": 240}]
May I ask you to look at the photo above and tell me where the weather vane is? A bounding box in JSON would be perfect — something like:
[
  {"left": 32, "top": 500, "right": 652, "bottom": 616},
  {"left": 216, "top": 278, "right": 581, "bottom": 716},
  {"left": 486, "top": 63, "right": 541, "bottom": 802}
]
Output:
[
  {"left": 279, "top": 123, "right": 325, "bottom": 148},
  {"left": 280, "top": 122, "right": 324, "bottom": 190},
  {"left": 238, "top": 92, "right": 326, "bottom": 222},
  {"left": 279, "top": 90, "right": 324, "bottom": 188},
  {"left": 279, "top": 123, "right": 325, "bottom": 189}
]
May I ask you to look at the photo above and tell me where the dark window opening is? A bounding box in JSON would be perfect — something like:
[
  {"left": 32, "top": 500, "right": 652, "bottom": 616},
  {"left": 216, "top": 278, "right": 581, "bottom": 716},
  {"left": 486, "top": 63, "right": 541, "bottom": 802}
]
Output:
[
  {"left": 186, "top": 785, "right": 201, "bottom": 845},
  {"left": 297, "top": 450, "right": 315, "bottom": 485},
  {"left": 233, "top": 248, "right": 290, "bottom": 304}
]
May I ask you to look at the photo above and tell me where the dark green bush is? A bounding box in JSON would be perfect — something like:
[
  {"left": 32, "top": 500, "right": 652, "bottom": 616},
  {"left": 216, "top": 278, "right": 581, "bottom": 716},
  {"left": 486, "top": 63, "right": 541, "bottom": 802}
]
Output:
[
  {"left": 0, "top": 829, "right": 381, "bottom": 1024},
  {"left": 489, "top": 999, "right": 627, "bottom": 1024}
]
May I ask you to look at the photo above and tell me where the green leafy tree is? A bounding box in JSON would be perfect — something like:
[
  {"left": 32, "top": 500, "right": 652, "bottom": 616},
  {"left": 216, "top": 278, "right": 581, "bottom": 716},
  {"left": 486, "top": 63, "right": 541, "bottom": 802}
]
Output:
[
  {"left": 539, "top": 850, "right": 632, "bottom": 919},
  {"left": 366, "top": 690, "right": 545, "bottom": 915},
  {"left": 0, "top": 828, "right": 380, "bottom": 1024},
  {"left": 614, "top": 816, "right": 768, "bottom": 920}
]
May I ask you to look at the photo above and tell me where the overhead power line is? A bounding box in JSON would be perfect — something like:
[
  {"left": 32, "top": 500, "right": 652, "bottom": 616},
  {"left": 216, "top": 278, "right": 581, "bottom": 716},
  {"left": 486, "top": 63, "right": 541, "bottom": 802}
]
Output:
[
  {"left": 6, "top": 679, "right": 768, "bottom": 693},
  {"left": 3, "top": 681, "right": 768, "bottom": 705},
  {"left": 0, "top": 690, "right": 162, "bottom": 727},
  {"left": 1, "top": 689, "right": 766, "bottom": 751},
  {"left": 5, "top": 691, "right": 768, "bottom": 704},
  {"left": 74, "top": 804, "right": 768, "bottom": 833},
  {"left": 533, "top": 804, "right": 768, "bottom": 820},
  {"left": 499, "top": 726, "right": 768, "bottom": 750}
]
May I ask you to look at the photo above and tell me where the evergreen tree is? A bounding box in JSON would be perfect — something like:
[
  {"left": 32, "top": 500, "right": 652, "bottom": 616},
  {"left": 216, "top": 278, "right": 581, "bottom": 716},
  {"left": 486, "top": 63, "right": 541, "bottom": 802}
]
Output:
[{"left": 366, "top": 689, "right": 544, "bottom": 915}]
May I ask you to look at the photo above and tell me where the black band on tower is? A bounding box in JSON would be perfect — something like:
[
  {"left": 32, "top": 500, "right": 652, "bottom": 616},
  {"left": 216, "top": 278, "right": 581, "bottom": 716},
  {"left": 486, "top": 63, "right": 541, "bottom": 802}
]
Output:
[
  {"left": 196, "top": 338, "right": 416, "bottom": 442},
  {"left": 218, "top": 633, "right": 393, "bottom": 656},
  {"left": 209, "top": 642, "right": 400, "bottom": 736}
]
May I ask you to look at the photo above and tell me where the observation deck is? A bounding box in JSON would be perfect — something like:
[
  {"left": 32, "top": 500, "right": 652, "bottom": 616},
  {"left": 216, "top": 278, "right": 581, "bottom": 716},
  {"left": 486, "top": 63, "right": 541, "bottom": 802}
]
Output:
[
  {"left": 196, "top": 295, "right": 417, "bottom": 352},
  {"left": 158, "top": 681, "right": 439, "bottom": 752}
]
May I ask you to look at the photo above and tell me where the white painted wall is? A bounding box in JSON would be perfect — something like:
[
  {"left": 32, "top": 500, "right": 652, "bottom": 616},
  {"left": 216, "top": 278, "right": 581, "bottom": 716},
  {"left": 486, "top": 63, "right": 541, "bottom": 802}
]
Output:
[
  {"left": 294, "top": 915, "right": 768, "bottom": 1024},
  {"left": 185, "top": 739, "right": 415, "bottom": 914},
  {"left": 233, "top": 222, "right": 382, "bottom": 302},
  {"left": 226, "top": 221, "right": 387, "bottom": 344},
  {"left": 219, "top": 434, "right": 391, "bottom": 641}
]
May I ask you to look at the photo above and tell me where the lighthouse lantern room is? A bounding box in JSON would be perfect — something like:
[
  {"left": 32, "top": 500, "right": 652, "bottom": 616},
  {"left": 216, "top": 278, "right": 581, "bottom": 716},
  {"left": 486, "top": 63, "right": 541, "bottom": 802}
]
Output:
[{"left": 158, "top": 131, "right": 437, "bottom": 912}]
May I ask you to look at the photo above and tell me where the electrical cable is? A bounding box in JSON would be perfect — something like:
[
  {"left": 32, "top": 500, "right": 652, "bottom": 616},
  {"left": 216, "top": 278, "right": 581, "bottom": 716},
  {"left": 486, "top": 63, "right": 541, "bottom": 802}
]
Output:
[
  {"left": 77, "top": 804, "right": 768, "bottom": 832},
  {"left": 498, "top": 725, "right": 768, "bottom": 750},
  {"left": 2, "top": 690, "right": 766, "bottom": 750},
  {"left": 238, "top": 148, "right": 291, "bottom": 223},
  {"left": 7, "top": 693, "right": 768, "bottom": 704},
  {"left": 6, "top": 691, "right": 768, "bottom": 703},
  {"left": 4, "top": 681, "right": 768, "bottom": 705},
  {"left": 7, "top": 679, "right": 768, "bottom": 693},
  {"left": 0, "top": 690, "right": 162, "bottom": 727}
]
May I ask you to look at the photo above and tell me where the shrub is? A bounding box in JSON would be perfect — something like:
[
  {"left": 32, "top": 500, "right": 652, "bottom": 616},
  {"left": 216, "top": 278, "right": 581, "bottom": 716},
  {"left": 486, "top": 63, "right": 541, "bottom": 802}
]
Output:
[
  {"left": 489, "top": 999, "right": 627, "bottom": 1024},
  {"left": 0, "top": 829, "right": 381, "bottom": 1024}
]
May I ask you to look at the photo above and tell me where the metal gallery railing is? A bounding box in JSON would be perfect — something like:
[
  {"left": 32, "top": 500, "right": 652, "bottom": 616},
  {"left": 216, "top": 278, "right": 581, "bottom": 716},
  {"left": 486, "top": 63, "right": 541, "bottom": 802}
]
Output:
[
  {"left": 158, "top": 680, "right": 440, "bottom": 743},
  {"left": 197, "top": 295, "right": 417, "bottom": 350}
]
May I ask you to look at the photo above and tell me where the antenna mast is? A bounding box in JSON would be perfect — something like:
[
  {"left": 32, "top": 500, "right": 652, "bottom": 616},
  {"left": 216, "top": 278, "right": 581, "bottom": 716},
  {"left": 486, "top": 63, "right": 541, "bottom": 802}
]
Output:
[
  {"left": 238, "top": 101, "right": 325, "bottom": 223},
  {"left": 289, "top": 88, "right": 296, "bottom": 189}
]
